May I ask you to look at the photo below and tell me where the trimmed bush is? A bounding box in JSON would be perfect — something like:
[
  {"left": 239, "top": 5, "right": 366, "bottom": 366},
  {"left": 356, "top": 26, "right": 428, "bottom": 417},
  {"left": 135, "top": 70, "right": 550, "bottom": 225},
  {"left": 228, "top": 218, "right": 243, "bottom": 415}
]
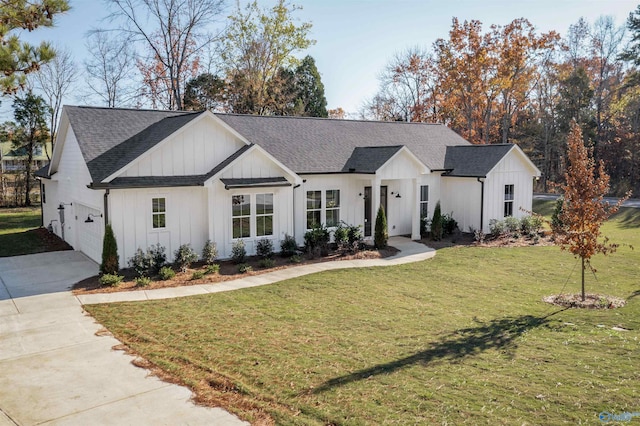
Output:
[
  {"left": 333, "top": 223, "right": 348, "bottom": 247},
  {"left": 231, "top": 239, "right": 246, "bottom": 264},
  {"left": 128, "top": 248, "right": 153, "bottom": 277},
  {"left": 290, "top": 254, "right": 302, "bottom": 263},
  {"left": 551, "top": 196, "right": 565, "bottom": 232},
  {"left": 158, "top": 266, "right": 175, "bottom": 280},
  {"left": 258, "top": 258, "right": 276, "bottom": 269},
  {"left": 99, "top": 273, "right": 123, "bottom": 287},
  {"left": 280, "top": 234, "right": 298, "bottom": 257},
  {"left": 521, "top": 215, "right": 544, "bottom": 236},
  {"left": 504, "top": 216, "right": 521, "bottom": 234},
  {"left": 100, "top": 224, "right": 119, "bottom": 275},
  {"left": 148, "top": 243, "right": 166, "bottom": 274},
  {"left": 202, "top": 240, "right": 218, "bottom": 265},
  {"left": 256, "top": 238, "right": 274, "bottom": 259},
  {"left": 442, "top": 213, "right": 458, "bottom": 236},
  {"left": 135, "top": 276, "right": 151, "bottom": 287},
  {"left": 191, "top": 270, "right": 205, "bottom": 280},
  {"left": 304, "top": 223, "right": 330, "bottom": 257},
  {"left": 205, "top": 264, "right": 220, "bottom": 275},
  {"left": 489, "top": 219, "right": 506, "bottom": 236},
  {"left": 174, "top": 244, "right": 198, "bottom": 272},
  {"left": 431, "top": 202, "right": 443, "bottom": 241},
  {"left": 374, "top": 205, "right": 388, "bottom": 249}
]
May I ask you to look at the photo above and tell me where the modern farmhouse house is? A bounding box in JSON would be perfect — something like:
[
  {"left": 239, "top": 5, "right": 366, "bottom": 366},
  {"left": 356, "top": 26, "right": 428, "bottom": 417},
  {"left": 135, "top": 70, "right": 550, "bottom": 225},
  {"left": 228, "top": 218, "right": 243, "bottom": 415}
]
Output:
[{"left": 36, "top": 106, "right": 540, "bottom": 266}]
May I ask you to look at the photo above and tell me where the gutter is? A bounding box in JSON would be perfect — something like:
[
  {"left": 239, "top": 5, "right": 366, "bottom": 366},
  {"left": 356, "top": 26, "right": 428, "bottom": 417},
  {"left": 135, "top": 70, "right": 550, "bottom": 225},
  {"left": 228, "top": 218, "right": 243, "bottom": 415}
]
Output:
[{"left": 103, "top": 189, "right": 110, "bottom": 228}]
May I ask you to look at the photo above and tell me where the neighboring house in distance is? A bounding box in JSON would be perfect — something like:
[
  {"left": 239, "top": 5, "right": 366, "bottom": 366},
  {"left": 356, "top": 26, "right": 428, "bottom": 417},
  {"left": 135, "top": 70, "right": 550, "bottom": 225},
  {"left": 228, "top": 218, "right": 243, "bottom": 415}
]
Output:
[
  {"left": 1, "top": 141, "right": 52, "bottom": 172},
  {"left": 36, "top": 106, "right": 541, "bottom": 267}
]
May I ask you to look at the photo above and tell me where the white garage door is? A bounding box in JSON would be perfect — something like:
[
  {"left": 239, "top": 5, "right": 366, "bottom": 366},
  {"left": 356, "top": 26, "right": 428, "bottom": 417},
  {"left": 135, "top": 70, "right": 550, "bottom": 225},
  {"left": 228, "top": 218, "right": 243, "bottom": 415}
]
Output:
[{"left": 75, "top": 203, "right": 103, "bottom": 264}]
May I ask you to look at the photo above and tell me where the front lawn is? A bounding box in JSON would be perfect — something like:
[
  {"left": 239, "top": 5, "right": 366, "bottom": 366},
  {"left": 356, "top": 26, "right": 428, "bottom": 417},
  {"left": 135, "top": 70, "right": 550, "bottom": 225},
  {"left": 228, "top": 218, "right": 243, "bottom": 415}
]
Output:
[{"left": 86, "top": 204, "right": 640, "bottom": 425}]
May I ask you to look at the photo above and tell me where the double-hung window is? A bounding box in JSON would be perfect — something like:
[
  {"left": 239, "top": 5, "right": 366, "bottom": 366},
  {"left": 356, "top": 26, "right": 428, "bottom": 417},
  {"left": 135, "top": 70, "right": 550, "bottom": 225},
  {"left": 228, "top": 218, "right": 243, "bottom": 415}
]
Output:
[
  {"left": 306, "top": 191, "right": 321, "bottom": 229},
  {"left": 256, "top": 193, "right": 274, "bottom": 236},
  {"left": 152, "top": 197, "right": 166, "bottom": 228},
  {"left": 420, "top": 185, "right": 429, "bottom": 218},
  {"left": 232, "top": 195, "right": 251, "bottom": 238},
  {"left": 504, "top": 184, "right": 514, "bottom": 217},
  {"left": 325, "top": 190, "right": 340, "bottom": 227}
]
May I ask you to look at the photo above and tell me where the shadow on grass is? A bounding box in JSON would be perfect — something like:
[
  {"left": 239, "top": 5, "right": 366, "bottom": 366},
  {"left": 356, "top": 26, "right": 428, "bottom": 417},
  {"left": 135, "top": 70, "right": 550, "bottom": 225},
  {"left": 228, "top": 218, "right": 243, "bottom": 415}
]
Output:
[
  {"left": 612, "top": 208, "right": 640, "bottom": 229},
  {"left": 311, "top": 310, "right": 566, "bottom": 394},
  {"left": 627, "top": 290, "right": 640, "bottom": 301}
]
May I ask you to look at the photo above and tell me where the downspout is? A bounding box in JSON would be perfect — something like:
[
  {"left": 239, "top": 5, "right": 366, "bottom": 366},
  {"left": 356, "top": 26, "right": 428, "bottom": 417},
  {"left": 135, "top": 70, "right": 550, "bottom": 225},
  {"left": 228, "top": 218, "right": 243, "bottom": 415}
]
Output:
[
  {"left": 292, "top": 182, "right": 302, "bottom": 239},
  {"left": 103, "top": 189, "right": 110, "bottom": 228},
  {"left": 39, "top": 180, "right": 44, "bottom": 227},
  {"left": 477, "top": 177, "right": 485, "bottom": 232}
]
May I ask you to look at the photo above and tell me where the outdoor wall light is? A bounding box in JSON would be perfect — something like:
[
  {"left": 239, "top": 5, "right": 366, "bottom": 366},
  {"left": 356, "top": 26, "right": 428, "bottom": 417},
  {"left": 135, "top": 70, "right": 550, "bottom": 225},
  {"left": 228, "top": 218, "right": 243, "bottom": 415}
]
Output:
[
  {"left": 57, "top": 202, "right": 73, "bottom": 210},
  {"left": 84, "top": 213, "right": 103, "bottom": 223},
  {"left": 391, "top": 191, "right": 401, "bottom": 199}
]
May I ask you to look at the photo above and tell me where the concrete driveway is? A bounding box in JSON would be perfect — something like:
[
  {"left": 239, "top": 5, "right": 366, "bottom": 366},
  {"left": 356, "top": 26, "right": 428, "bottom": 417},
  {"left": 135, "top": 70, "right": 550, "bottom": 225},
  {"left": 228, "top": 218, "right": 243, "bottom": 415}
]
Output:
[{"left": 0, "top": 251, "right": 246, "bottom": 426}]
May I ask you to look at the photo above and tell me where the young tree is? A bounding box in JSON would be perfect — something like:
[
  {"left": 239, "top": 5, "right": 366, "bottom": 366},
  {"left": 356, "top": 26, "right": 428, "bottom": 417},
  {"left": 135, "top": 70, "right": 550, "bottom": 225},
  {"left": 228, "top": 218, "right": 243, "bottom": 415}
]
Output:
[
  {"left": 0, "top": 0, "right": 69, "bottom": 93},
  {"left": 374, "top": 205, "right": 388, "bottom": 249},
  {"left": 32, "top": 47, "right": 78, "bottom": 159},
  {"left": 552, "top": 122, "right": 629, "bottom": 301},
  {"left": 105, "top": 0, "right": 225, "bottom": 110},
  {"left": 3, "top": 92, "right": 50, "bottom": 206},
  {"left": 101, "top": 224, "right": 119, "bottom": 275}
]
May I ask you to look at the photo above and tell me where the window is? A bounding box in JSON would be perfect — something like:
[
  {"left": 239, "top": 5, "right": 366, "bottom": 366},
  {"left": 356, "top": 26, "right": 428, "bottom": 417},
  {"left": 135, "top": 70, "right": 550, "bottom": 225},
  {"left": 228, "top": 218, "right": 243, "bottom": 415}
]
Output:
[
  {"left": 232, "top": 195, "right": 251, "bottom": 238},
  {"left": 256, "top": 193, "right": 274, "bottom": 236},
  {"left": 504, "top": 184, "right": 514, "bottom": 217},
  {"left": 152, "top": 197, "right": 166, "bottom": 228},
  {"left": 325, "top": 190, "right": 340, "bottom": 227},
  {"left": 420, "top": 185, "right": 429, "bottom": 218},
  {"left": 306, "top": 191, "right": 321, "bottom": 228}
]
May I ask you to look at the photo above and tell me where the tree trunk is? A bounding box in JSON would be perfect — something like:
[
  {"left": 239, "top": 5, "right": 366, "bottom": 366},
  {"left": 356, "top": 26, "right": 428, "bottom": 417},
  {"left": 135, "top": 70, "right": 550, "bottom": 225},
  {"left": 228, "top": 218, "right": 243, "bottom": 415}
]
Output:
[{"left": 581, "top": 256, "right": 585, "bottom": 302}]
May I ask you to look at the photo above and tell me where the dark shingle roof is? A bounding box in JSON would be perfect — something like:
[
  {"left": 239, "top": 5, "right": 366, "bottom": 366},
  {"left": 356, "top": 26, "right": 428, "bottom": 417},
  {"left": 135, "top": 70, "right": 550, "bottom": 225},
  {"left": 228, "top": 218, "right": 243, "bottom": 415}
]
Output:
[
  {"left": 443, "top": 144, "right": 514, "bottom": 177},
  {"left": 34, "top": 163, "right": 52, "bottom": 179},
  {"left": 220, "top": 177, "right": 290, "bottom": 189},
  {"left": 342, "top": 146, "right": 404, "bottom": 173},
  {"left": 65, "top": 106, "right": 202, "bottom": 182},
  {"left": 216, "top": 114, "right": 470, "bottom": 173}
]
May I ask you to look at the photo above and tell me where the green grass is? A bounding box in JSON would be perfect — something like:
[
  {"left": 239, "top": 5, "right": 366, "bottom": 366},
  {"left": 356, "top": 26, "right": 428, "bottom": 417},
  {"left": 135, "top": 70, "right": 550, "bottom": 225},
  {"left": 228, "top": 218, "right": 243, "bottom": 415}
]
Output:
[
  {"left": 86, "top": 202, "right": 640, "bottom": 424},
  {"left": 0, "top": 206, "right": 44, "bottom": 257}
]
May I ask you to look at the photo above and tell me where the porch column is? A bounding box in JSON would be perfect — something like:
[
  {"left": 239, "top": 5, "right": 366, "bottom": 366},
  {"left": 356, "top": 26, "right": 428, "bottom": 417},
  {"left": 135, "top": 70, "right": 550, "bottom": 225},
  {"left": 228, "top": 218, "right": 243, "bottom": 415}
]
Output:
[{"left": 411, "top": 178, "right": 421, "bottom": 240}]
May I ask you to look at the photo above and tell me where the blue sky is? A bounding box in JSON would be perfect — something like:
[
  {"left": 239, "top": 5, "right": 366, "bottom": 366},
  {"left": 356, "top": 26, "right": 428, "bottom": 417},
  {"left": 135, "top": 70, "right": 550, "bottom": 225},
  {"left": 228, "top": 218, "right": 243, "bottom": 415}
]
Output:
[{"left": 11, "top": 0, "right": 640, "bottom": 115}]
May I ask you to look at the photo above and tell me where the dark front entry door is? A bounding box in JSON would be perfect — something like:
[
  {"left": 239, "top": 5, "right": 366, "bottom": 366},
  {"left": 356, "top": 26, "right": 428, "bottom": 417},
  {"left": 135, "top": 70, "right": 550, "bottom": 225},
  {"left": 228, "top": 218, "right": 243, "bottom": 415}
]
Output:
[{"left": 364, "top": 185, "right": 388, "bottom": 237}]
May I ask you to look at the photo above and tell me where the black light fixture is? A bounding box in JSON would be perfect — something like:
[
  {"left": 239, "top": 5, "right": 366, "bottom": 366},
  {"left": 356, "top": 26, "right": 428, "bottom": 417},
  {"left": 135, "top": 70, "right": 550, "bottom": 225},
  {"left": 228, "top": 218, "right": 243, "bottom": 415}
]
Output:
[
  {"left": 58, "top": 202, "right": 73, "bottom": 210},
  {"left": 85, "top": 213, "right": 103, "bottom": 223},
  {"left": 391, "top": 191, "right": 401, "bottom": 199}
]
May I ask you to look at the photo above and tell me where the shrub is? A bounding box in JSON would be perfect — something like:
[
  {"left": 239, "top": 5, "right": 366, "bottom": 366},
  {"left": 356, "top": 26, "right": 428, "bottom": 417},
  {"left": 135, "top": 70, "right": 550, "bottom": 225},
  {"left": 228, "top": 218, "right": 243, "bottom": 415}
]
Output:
[
  {"left": 521, "top": 215, "right": 544, "bottom": 236},
  {"left": 442, "top": 213, "right": 458, "bottom": 236},
  {"left": 280, "top": 234, "right": 298, "bottom": 257},
  {"left": 128, "top": 248, "right": 153, "bottom": 277},
  {"left": 158, "top": 266, "right": 175, "bottom": 280},
  {"left": 148, "top": 243, "right": 166, "bottom": 274},
  {"left": 231, "top": 239, "right": 246, "bottom": 264},
  {"left": 202, "top": 240, "right": 218, "bottom": 265},
  {"left": 551, "top": 196, "right": 565, "bottom": 232},
  {"left": 191, "top": 270, "right": 205, "bottom": 280},
  {"left": 256, "top": 238, "right": 274, "bottom": 259},
  {"left": 100, "top": 224, "right": 119, "bottom": 275},
  {"left": 258, "top": 258, "right": 276, "bottom": 268},
  {"left": 333, "top": 223, "right": 348, "bottom": 248},
  {"left": 99, "top": 273, "right": 123, "bottom": 287},
  {"left": 431, "top": 202, "right": 443, "bottom": 241},
  {"left": 420, "top": 216, "right": 430, "bottom": 238},
  {"left": 346, "top": 223, "right": 363, "bottom": 251},
  {"left": 489, "top": 219, "right": 506, "bottom": 236},
  {"left": 304, "top": 223, "right": 330, "bottom": 257},
  {"left": 290, "top": 254, "right": 302, "bottom": 263},
  {"left": 174, "top": 244, "right": 198, "bottom": 272},
  {"left": 135, "top": 276, "right": 151, "bottom": 287},
  {"left": 238, "top": 263, "right": 252, "bottom": 273},
  {"left": 504, "top": 216, "right": 521, "bottom": 234},
  {"left": 205, "top": 264, "right": 220, "bottom": 275},
  {"left": 374, "top": 205, "right": 388, "bottom": 249}
]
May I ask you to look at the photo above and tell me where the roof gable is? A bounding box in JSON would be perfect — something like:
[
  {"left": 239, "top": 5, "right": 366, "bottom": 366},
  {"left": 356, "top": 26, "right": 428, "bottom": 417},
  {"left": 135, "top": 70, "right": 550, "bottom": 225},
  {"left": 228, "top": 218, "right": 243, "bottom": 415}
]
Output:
[
  {"left": 342, "top": 146, "right": 403, "bottom": 173},
  {"left": 443, "top": 144, "right": 514, "bottom": 177}
]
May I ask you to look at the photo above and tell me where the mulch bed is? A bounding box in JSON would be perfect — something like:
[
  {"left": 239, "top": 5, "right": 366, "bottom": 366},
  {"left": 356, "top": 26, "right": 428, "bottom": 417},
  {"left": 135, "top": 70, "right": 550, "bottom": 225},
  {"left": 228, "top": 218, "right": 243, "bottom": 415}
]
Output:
[
  {"left": 543, "top": 293, "right": 627, "bottom": 309},
  {"left": 72, "top": 246, "right": 399, "bottom": 295},
  {"left": 419, "top": 231, "right": 554, "bottom": 249},
  {"left": 34, "top": 227, "right": 74, "bottom": 252}
]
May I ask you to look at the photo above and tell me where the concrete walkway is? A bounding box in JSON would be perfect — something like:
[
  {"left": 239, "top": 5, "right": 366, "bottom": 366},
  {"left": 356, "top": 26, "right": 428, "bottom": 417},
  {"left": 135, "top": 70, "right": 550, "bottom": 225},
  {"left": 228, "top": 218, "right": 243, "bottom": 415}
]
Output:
[
  {"left": 0, "top": 237, "right": 434, "bottom": 425},
  {"left": 0, "top": 251, "right": 247, "bottom": 426},
  {"left": 77, "top": 237, "right": 436, "bottom": 305}
]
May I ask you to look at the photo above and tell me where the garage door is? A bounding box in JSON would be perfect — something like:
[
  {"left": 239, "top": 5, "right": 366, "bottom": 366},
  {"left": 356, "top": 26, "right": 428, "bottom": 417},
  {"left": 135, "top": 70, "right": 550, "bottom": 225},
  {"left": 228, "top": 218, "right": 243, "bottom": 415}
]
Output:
[{"left": 75, "top": 203, "right": 103, "bottom": 264}]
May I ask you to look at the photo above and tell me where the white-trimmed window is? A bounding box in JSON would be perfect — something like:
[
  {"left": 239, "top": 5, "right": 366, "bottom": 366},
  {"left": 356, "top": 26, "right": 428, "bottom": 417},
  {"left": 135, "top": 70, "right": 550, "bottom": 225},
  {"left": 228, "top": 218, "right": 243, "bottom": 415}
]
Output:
[
  {"left": 232, "top": 194, "right": 251, "bottom": 238},
  {"left": 420, "top": 185, "right": 429, "bottom": 218},
  {"left": 306, "top": 191, "right": 321, "bottom": 228},
  {"left": 504, "top": 184, "right": 514, "bottom": 217},
  {"left": 326, "top": 190, "right": 340, "bottom": 227},
  {"left": 152, "top": 197, "right": 166, "bottom": 228},
  {"left": 256, "top": 193, "right": 274, "bottom": 236}
]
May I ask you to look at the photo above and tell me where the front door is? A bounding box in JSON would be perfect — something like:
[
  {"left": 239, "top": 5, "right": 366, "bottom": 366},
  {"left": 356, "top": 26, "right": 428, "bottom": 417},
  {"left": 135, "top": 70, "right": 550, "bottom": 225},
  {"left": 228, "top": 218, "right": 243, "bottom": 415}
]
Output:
[{"left": 364, "top": 185, "right": 387, "bottom": 237}]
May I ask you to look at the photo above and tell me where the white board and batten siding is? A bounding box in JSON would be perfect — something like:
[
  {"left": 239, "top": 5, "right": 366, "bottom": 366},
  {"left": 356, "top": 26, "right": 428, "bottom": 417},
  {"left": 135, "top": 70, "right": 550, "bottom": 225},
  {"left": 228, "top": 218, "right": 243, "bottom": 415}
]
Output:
[
  {"left": 441, "top": 177, "right": 483, "bottom": 233},
  {"left": 43, "top": 127, "right": 104, "bottom": 263},
  {"left": 121, "top": 117, "right": 246, "bottom": 178},
  {"left": 109, "top": 187, "right": 208, "bottom": 268}
]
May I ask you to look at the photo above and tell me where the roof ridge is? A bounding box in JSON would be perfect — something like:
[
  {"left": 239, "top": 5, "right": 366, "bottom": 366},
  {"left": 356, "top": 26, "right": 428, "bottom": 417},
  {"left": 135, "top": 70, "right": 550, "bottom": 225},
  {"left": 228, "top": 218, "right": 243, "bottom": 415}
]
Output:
[
  {"left": 214, "top": 112, "right": 444, "bottom": 126},
  {"left": 65, "top": 105, "right": 199, "bottom": 115}
]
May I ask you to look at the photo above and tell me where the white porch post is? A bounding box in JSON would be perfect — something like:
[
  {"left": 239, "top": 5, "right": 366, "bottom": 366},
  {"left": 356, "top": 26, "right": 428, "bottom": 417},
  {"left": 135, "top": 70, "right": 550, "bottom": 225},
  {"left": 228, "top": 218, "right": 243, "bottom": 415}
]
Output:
[{"left": 411, "top": 178, "right": 421, "bottom": 240}]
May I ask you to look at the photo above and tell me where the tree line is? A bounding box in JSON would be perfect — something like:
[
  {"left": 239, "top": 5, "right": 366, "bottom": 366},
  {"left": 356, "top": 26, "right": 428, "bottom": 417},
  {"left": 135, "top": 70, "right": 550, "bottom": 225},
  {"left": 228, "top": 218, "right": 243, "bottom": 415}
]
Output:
[{"left": 363, "top": 11, "right": 640, "bottom": 196}]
